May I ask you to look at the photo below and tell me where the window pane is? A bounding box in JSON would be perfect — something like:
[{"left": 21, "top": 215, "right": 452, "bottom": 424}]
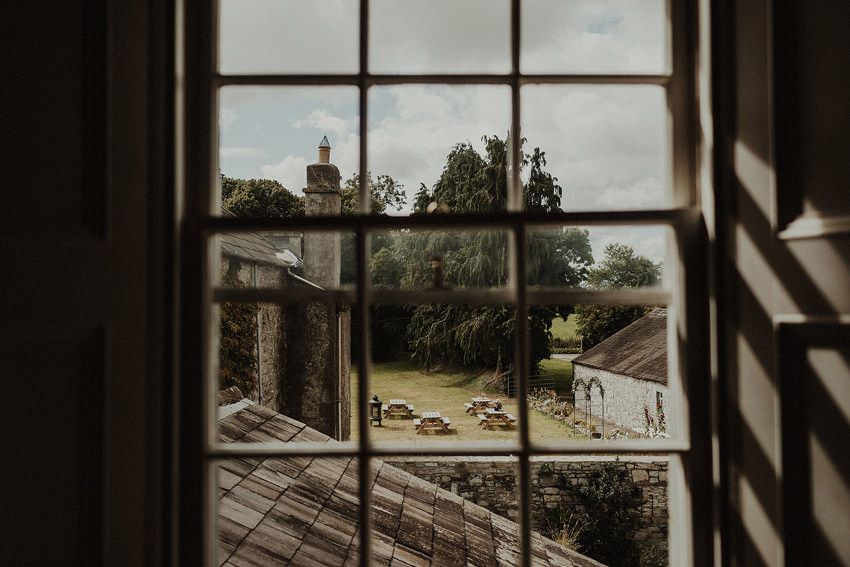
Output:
[
  {"left": 521, "top": 84, "right": 670, "bottom": 212},
  {"left": 369, "top": 0, "right": 510, "bottom": 74},
  {"left": 218, "top": 86, "right": 359, "bottom": 195},
  {"left": 530, "top": 455, "right": 670, "bottom": 564},
  {"left": 216, "top": 299, "right": 355, "bottom": 442},
  {"left": 216, "top": 456, "right": 361, "bottom": 564},
  {"left": 369, "top": 228, "right": 511, "bottom": 291},
  {"left": 356, "top": 305, "right": 521, "bottom": 447},
  {"left": 218, "top": 0, "right": 358, "bottom": 74},
  {"left": 367, "top": 84, "right": 512, "bottom": 216},
  {"left": 521, "top": 0, "right": 668, "bottom": 74},
  {"left": 370, "top": 456, "right": 525, "bottom": 563},
  {"left": 528, "top": 304, "right": 680, "bottom": 443},
  {"left": 528, "top": 224, "right": 669, "bottom": 289},
  {"left": 215, "top": 229, "right": 356, "bottom": 290}
]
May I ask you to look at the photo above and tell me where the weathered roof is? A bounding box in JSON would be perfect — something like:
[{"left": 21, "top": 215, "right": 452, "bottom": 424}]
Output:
[
  {"left": 217, "top": 403, "right": 606, "bottom": 567},
  {"left": 318, "top": 135, "right": 331, "bottom": 148},
  {"left": 219, "top": 231, "right": 292, "bottom": 268},
  {"left": 571, "top": 308, "right": 667, "bottom": 384}
]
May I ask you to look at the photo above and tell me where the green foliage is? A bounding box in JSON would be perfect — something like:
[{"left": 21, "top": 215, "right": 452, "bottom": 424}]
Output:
[
  {"left": 218, "top": 267, "right": 259, "bottom": 394},
  {"left": 586, "top": 243, "right": 662, "bottom": 289},
  {"left": 340, "top": 173, "right": 405, "bottom": 285},
  {"left": 341, "top": 172, "right": 406, "bottom": 215},
  {"left": 639, "top": 539, "right": 669, "bottom": 567},
  {"left": 404, "top": 136, "right": 593, "bottom": 372},
  {"left": 370, "top": 246, "right": 406, "bottom": 288},
  {"left": 221, "top": 175, "right": 304, "bottom": 218},
  {"left": 576, "top": 243, "right": 662, "bottom": 348},
  {"left": 551, "top": 347, "right": 583, "bottom": 354},
  {"left": 575, "top": 304, "right": 655, "bottom": 348},
  {"left": 570, "top": 461, "right": 643, "bottom": 567}
]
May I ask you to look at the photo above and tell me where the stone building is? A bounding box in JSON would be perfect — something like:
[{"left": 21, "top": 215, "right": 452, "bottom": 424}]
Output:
[
  {"left": 219, "top": 138, "right": 351, "bottom": 440},
  {"left": 571, "top": 309, "right": 670, "bottom": 435}
]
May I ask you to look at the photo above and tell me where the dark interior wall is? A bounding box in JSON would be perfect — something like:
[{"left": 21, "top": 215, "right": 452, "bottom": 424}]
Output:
[
  {"left": 720, "top": 0, "right": 850, "bottom": 565},
  {"left": 1, "top": 1, "right": 170, "bottom": 565}
]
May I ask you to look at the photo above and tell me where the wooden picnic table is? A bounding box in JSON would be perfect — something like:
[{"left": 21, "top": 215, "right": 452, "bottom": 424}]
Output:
[
  {"left": 478, "top": 407, "right": 516, "bottom": 430},
  {"left": 464, "top": 397, "right": 492, "bottom": 414},
  {"left": 414, "top": 411, "right": 451, "bottom": 434},
  {"left": 383, "top": 398, "right": 414, "bottom": 418}
]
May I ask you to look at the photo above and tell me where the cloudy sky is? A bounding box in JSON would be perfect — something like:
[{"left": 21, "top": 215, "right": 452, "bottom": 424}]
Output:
[{"left": 217, "top": 0, "right": 670, "bottom": 266}]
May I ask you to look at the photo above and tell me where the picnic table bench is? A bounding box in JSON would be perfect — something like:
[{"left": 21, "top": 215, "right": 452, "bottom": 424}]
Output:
[
  {"left": 415, "top": 411, "right": 451, "bottom": 434},
  {"left": 383, "top": 399, "right": 414, "bottom": 418},
  {"left": 465, "top": 397, "right": 492, "bottom": 414},
  {"left": 478, "top": 407, "right": 516, "bottom": 430}
]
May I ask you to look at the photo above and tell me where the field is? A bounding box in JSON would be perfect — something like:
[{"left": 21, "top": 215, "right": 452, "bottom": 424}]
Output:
[
  {"left": 549, "top": 314, "right": 580, "bottom": 341},
  {"left": 351, "top": 361, "right": 584, "bottom": 443}
]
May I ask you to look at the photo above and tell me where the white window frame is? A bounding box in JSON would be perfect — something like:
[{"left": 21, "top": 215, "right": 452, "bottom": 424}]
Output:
[{"left": 176, "top": 1, "right": 711, "bottom": 566}]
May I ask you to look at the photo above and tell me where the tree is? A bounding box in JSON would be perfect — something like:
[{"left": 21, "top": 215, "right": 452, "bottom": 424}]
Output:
[
  {"left": 339, "top": 172, "right": 406, "bottom": 285},
  {"left": 221, "top": 175, "right": 304, "bottom": 218},
  {"left": 575, "top": 243, "right": 662, "bottom": 348},
  {"left": 341, "top": 172, "right": 406, "bottom": 215},
  {"left": 586, "top": 243, "right": 661, "bottom": 289},
  {"left": 404, "top": 136, "right": 594, "bottom": 372}
]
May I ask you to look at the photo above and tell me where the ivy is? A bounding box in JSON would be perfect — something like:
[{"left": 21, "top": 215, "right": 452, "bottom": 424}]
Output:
[{"left": 218, "top": 266, "right": 259, "bottom": 395}]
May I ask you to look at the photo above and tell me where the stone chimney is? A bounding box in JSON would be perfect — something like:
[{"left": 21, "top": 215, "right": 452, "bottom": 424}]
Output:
[
  {"left": 279, "top": 137, "right": 351, "bottom": 441},
  {"left": 302, "top": 137, "right": 341, "bottom": 287}
]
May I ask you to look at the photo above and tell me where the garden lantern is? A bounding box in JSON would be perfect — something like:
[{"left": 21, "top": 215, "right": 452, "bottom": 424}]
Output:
[{"left": 368, "top": 394, "right": 382, "bottom": 426}]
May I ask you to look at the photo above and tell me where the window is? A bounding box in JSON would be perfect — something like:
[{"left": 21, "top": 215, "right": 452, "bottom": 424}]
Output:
[{"left": 179, "top": 1, "right": 706, "bottom": 565}]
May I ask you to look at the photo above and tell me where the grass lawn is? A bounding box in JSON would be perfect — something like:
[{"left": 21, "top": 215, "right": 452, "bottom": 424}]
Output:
[
  {"left": 550, "top": 314, "right": 579, "bottom": 341},
  {"left": 538, "top": 358, "right": 574, "bottom": 395},
  {"left": 351, "top": 360, "right": 583, "bottom": 443}
]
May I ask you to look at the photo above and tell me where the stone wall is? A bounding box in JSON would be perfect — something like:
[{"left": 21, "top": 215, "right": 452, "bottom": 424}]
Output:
[
  {"left": 573, "top": 365, "right": 672, "bottom": 435},
  {"left": 221, "top": 257, "right": 287, "bottom": 411},
  {"left": 382, "top": 456, "right": 668, "bottom": 541}
]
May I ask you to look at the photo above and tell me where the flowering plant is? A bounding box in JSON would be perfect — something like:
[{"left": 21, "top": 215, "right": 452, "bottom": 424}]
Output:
[
  {"left": 656, "top": 400, "right": 666, "bottom": 434},
  {"left": 493, "top": 398, "right": 503, "bottom": 410},
  {"left": 643, "top": 401, "right": 668, "bottom": 438}
]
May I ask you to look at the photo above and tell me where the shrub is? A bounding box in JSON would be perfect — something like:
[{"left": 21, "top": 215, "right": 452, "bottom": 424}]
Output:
[
  {"left": 551, "top": 347, "right": 582, "bottom": 354},
  {"left": 570, "top": 461, "right": 643, "bottom": 567},
  {"left": 544, "top": 505, "right": 586, "bottom": 552}
]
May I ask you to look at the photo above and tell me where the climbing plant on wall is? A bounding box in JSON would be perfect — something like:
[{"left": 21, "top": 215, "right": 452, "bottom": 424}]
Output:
[{"left": 219, "top": 266, "right": 259, "bottom": 394}]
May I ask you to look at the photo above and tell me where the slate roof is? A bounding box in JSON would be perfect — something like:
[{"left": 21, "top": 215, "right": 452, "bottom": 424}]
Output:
[
  {"left": 220, "top": 231, "right": 291, "bottom": 268},
  {"left": 571, "top": 308, "right": 667, "bottom": 384},
  {"left": 217, "top": 402, "right": 606, "bottom": 567}
]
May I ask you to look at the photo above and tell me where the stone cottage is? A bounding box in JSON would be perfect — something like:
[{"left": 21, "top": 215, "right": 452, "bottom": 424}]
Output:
[
  {"left": 571, "top": 308, "right": 670, "bottom": 436},
  {"left": 219, "top": 138, "right": 351, "bottom": 440}
]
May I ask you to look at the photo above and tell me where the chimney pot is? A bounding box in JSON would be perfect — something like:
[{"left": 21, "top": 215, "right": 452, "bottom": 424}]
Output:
[{"left": 318, "top": 136, "right": 331, "bottom": 164}]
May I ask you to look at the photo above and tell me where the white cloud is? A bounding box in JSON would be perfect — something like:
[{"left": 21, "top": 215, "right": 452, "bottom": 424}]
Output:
[
  {"left": 369, "top": 0, "right": 511, "bottom": 74},
  {"left": 294, "top": 109, "right": 356, "bottom": 139},
  {"left": 220, "top": 146, "right": 263, "bottom": 158},
  {"left": 261, "top": 155, "right": 308, "bottom": 192},
  {"left": 219, "top": 0, "right": 358, "bottom": 74},
  {"left": 597, "top": 178, "right": 665, "bottom": 210},
  {"left": 521, "top": 0, "right": 666, "bottom": 73}
]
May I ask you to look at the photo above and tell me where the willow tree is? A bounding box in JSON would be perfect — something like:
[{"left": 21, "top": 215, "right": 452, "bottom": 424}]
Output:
[{"left": 403, "top": 136, "right": 593, "bottom": 373}]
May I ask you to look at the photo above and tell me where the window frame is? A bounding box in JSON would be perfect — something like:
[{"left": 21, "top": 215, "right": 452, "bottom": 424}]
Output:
[{"left": 177, "top": 1, "right": 710, "bottom": 565}]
